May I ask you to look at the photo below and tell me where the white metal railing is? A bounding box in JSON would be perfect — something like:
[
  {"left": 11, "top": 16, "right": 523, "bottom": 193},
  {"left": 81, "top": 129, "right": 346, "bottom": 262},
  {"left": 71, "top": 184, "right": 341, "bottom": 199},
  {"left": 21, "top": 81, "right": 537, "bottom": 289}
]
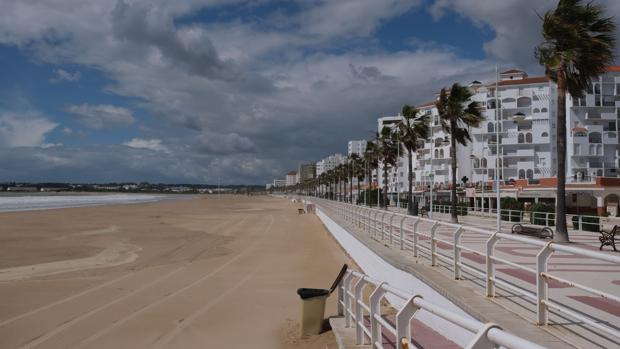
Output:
[
  {"left": 313, "top": 199, "right": 620, "bottom": 341},
  {"left": 337, "top": 269, "right": 546, "bottom": 349}
]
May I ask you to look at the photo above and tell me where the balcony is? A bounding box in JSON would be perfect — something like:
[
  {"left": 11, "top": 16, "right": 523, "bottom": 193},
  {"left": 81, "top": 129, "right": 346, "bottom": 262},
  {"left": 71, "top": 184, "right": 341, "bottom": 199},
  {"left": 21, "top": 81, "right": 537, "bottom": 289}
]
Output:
[{"left": 603, "top": 131, "right": 617, "bottom": 143}]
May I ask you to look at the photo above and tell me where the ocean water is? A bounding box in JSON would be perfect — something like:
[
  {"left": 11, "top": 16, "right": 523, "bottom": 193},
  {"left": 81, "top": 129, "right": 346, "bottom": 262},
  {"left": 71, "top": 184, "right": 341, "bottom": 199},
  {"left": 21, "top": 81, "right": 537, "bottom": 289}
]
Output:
[{"left": 0, "top": 194, "right": 168, "bottom": 212}]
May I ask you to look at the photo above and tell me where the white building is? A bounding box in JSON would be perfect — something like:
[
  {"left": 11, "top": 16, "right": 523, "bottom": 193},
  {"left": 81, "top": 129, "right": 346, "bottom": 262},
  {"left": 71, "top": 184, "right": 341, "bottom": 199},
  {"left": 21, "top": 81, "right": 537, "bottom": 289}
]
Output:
[
  {"left": 347, "top": 140, "right": 367, "bottom": 157},
  {"left": 316, "top": 153, "right": 346, "bottom": 176},
  {"left": 567, "top": 66, "right": 620, "bottom": 180},
  {"left": 273, "top": 179, "right": 287, "bottom": 187},
  {"left": 470, "top": 69, "right": 555, "bottom": 184},
  {"left": 286, "top": 171, "right": 297, "bottom": 186}
]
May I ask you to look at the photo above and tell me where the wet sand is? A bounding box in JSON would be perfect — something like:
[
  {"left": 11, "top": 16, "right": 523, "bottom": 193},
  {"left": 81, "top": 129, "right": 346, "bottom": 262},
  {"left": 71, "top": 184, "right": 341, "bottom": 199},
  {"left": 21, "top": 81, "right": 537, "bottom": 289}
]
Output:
[{"left": 0, "top": 195, "right": 352, "bottom": 348}]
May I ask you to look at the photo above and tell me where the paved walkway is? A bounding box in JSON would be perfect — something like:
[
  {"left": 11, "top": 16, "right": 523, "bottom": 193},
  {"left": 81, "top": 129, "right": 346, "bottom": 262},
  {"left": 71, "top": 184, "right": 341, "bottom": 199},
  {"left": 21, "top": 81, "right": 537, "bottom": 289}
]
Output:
[{"left": 321, "top": 202, "right": 620, "bottom": 349}]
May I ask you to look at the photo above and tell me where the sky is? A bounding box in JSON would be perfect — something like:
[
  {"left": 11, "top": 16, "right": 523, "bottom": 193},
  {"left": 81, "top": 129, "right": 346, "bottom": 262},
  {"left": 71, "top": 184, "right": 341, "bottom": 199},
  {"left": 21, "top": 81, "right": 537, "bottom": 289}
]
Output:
[{"left": 0, "top": 0, "right": 618, "bottom": 184}]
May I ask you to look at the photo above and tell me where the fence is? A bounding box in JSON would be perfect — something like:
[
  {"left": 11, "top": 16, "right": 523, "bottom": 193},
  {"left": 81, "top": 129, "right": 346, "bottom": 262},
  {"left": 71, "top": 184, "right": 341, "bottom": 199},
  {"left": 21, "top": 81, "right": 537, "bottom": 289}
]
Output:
[
  {"left": 337, "top": 269, "right": 546, "bottom": 349},
  {"left": 429, "top": 204, "right": 602, "bottom": 231},
  {"left": 314, "top": 199, "right": 620, "bottom": 342}
]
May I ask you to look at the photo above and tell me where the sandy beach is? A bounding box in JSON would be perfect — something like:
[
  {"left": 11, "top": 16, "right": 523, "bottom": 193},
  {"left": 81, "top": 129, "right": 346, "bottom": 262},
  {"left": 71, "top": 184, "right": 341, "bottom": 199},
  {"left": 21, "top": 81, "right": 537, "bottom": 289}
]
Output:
[{"left": 0, "top": 195, "right": 351, "bottom": 348}]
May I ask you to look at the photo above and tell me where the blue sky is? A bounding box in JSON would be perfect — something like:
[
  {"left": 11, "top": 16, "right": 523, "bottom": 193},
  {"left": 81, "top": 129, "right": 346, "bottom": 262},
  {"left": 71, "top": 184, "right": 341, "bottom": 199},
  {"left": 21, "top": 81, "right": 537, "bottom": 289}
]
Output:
[{"left": 0, "top": 0, "right": 617, "bottom": 184}]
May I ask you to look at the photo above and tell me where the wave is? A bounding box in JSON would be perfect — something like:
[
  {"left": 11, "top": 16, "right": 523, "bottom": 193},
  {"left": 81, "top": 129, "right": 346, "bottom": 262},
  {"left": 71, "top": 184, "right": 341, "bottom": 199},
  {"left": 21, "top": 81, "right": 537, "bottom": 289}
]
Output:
[{"left": 0, "top": 194, "right": 168, "bottom": 212}]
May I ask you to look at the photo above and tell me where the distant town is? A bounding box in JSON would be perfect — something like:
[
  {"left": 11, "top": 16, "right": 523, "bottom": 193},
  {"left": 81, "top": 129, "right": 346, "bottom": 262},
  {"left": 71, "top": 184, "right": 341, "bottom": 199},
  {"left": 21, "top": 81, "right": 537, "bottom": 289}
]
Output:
[{"left": 0, "top": 182, "right": 266, "bottom": 194}]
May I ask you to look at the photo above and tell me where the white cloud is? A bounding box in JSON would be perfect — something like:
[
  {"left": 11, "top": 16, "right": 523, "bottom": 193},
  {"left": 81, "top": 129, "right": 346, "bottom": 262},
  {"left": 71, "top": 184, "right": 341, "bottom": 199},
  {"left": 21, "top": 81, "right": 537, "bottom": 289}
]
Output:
[
  {"left": 124, "top": 138, "right": 170, "bottom": 153},
  {"left": 0, "top": 111, "right": 58, "bottom": 147},
  {"left": 50, "top": 68, "right": 81, "bottom": 83},
  {"left": 66, "top": 104, "right": 136, "bottom": 129}
]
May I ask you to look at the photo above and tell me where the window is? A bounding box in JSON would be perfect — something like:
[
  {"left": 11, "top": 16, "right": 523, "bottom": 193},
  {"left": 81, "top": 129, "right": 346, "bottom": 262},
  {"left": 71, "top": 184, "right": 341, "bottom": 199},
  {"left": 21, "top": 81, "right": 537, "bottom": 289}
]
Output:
[
  {"left": 518, "top": 133, "right": 525, "bottom": 143},
  {"left": 481, "top": 158, "right": 487, "bottom": 168},
  {"left": 434, "top": 149, "right": 439, "bottom": 158},
  {"left": 487, "top": 122, "right": 494, "bottom": 133},
  {"left": 589, "top": 132, "right": 602, "bottom": 143},
  {"left": 526, "top": 133, "right": 533, "bottom": 143},
  {"left": 519, "top": 169, "right": 526, "bottom": 179},
  {"left": 541, "top": 107, "right": 548, "bottom": 113},
  {"left": 527, "top": 169, "right": 534, "bottom": 179},
  {"left": 541, "top": 132, "right": 548, "bottom": 137},
  {"left": 533, "top": 108, "right": 540, "bottom": 113},
  {"left": 517, "top": 97, "right": 532, "bottom": 108},
  {"left": 439, "top": 149, "right": 444, "bottom": 158}
]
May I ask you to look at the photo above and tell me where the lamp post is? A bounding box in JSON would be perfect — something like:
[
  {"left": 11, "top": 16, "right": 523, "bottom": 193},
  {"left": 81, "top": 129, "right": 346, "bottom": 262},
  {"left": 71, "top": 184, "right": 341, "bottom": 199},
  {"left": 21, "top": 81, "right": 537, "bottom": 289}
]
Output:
[
  {"left": 494, "top": 64, "right": 501, "bottom": 232},
  {"left": 429, "top": 172, "right": 435, "bottom": 218}
]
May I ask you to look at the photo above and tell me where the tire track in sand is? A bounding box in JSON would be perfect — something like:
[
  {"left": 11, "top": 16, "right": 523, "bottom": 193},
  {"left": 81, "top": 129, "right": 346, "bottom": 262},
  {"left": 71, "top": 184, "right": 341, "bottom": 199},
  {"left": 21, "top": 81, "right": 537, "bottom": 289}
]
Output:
[
  {"left": 15, "top": 215, "right": 253, "bottom": 349},
  {"left": 75, "top": 215, "right": 273, "bottom": 348},
  {"left": 0, "top": 215, "right": 238, "bottom": 328}
]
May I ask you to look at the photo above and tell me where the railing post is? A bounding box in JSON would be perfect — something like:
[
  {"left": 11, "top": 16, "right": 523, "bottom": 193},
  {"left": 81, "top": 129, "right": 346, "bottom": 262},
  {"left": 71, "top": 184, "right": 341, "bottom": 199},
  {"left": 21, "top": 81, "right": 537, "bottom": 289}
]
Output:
[
  {"left": 396, "top": 295, "right": 422, "bottom": 346},
  {"left": 399, "top": 216, "right": 407, "bottom": 250},
  {"left": 485, "top": 232, "right": 500, "bottom": 297},
  {"left": 430, "top": 222, "right": 439, "bottom": 266},
  {"left": 338, "top": 278, "right": 344, "bottom": 316},
  {"left": 412, "top": 219, "right": 421, "bottom": 257},
  {"left": 354, "top": 278, "right": 366, "bottom": 345},
  {"left": 453, "top": 226, "right": 464, "bottom": 280},
  {"left": 370, "top": 283, "right": 387, "bottom": 349},
  {"left": 536, "top": 242, "right": 553, "bottom": 325},
  {"left": 389, "top": 213, "right": 397, "bottom": 245},
  {"left": 343, "top": 273, "right": 354, "bottom": 327},
  {"left": 380, "top": 212, "right": 387, "bottom": 240}
]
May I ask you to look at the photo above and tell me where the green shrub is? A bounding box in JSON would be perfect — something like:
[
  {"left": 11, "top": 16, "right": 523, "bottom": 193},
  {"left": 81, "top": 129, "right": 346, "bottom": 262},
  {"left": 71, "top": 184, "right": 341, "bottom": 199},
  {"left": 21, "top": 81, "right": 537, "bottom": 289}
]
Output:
[
  {"left": 571, "top": 215, "right": 600, "bottom": 232},
  {"left": 357, "top": 189, "right": 386, "bottom": 207},
  {"left": 500, "top": 198, "right": 523, "bottom": 222},
  {"left": 530, "top": 203, "right": 555, "bottom": 226}
]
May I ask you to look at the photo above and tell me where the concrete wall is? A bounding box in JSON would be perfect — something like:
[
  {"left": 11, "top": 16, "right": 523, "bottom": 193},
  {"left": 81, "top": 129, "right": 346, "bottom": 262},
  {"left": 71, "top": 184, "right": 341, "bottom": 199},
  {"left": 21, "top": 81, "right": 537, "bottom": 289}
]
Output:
[{"left": 316, "top": 208, "right": 476, "bottom": 346}]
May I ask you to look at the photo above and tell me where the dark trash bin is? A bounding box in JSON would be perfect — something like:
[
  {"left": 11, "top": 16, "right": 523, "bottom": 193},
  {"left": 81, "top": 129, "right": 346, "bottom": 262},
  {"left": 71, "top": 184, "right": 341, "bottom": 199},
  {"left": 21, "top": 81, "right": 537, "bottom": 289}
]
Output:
[{"left": 296, "top": 264, "right": 348, "bottom": 336}]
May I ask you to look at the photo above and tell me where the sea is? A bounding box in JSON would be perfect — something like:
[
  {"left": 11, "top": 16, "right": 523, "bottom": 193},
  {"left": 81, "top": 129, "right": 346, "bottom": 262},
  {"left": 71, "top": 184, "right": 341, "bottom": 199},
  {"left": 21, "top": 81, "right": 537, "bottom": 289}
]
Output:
[{"left": 0, "top": 193, "right": 170, "bottom": 212}]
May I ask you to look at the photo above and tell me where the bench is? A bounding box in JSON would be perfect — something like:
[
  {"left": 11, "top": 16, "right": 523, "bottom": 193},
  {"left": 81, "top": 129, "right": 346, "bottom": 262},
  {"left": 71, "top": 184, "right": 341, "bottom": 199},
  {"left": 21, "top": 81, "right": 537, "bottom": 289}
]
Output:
[
  {"left": 599, "top": 225, "right": 618, "bottom": 251},
  {"left": 419, "top": 207, "right": 428, "bottom": 217},
  {"left": 511, "top": 224, "right": 554, "bottom": 239},
  {"left": 297, "top": 208, "right": 305, "bottom": 215}
]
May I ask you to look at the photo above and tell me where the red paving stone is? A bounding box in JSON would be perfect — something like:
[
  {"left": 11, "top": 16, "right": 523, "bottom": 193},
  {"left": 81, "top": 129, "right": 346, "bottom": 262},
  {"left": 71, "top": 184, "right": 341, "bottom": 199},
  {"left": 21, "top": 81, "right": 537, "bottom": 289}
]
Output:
[
  {"left": 362, "top": 314, "right": 460, "bottom": 349},
  {"left": 568, "top": 296, "right": 620, "bottom": 317},
  {"left": 497, "top": 268, "right": 570, "bottom": 288},
  {"left": 463, "top": 252, "right": 486, "bottom": 264}
]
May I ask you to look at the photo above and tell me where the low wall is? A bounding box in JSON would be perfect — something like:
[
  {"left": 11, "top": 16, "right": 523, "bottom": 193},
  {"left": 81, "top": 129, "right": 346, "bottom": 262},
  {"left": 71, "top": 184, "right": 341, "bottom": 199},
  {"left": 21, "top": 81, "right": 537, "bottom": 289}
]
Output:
[{"left": 316, "top": 207, "right": 476, "bottom": 346}]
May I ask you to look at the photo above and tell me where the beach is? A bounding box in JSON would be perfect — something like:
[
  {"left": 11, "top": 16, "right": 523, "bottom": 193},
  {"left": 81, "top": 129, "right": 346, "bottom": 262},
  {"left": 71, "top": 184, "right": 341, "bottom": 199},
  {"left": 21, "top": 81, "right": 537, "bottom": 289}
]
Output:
[{"left": 0, "top": 195, "right": 351, "bottom": 348}]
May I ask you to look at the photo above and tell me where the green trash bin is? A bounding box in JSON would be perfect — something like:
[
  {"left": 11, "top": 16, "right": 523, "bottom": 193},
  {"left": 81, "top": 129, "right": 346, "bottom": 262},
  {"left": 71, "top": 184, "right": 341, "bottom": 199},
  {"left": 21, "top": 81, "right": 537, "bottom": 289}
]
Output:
[{"left": 297, "top": 288, "right": 330, "bottom": 336}]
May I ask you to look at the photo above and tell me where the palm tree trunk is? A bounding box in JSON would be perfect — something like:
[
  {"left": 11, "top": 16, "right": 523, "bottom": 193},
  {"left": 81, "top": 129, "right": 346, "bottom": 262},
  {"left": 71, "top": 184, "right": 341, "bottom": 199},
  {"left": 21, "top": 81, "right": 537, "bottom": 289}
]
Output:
[
  {"left": 383, "top": 166, "right": 389, "bottom": 210},
  {"left": 555, "top": 73, "right": 569, "bottom": 242},
  {"left": 450, "top": 122, "right": 458, "bottom": 223},
  {"left": 350, "top": 171, "right": 353, "bottom": 204},
  {"left": 357, "top": 177, "right": 361, "bottom": 205},
  {"left": 407, "top": 148, "right": 415, "bottom": 215}
]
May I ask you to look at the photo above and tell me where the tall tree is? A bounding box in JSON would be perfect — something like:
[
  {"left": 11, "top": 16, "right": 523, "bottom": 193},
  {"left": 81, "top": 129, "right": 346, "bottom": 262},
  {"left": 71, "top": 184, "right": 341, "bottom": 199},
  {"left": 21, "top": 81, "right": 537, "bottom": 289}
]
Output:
[
  {"left": 398, "top": 105, "right": 430, "bottom": 215},
  {"left": 350, "top": 153, "right": 365, "bottom": 204},
  {"left": 436, "top": 84, "right": 484, "bottom": 223},
  {"left": 378, "top": 126, "right": 402, "bottom": 210},
  {"left": 536, "top": 0, "right": 615, "bottom": 242},
  {"left": 364, "top": 141, "right": 380, "bottom": 206}
]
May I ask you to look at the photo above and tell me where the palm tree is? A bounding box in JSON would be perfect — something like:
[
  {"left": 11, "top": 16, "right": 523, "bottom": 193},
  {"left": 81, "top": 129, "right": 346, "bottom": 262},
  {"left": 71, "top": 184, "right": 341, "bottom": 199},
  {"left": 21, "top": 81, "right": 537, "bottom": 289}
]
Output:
[
  {"left": 536, "top": 0, "right": 615, "bottom": 242},
  {"left": 398, "top": 105, "right": 430, "bottom": 215},
  {"left": 436, "top": 84, "right": 484, "bottom": 223},
  {"left": 364, "top": 140, "right": 380, "bottom": 206},
  {"left": 350, "top": 153, "right": 365, "bottom": 204},
  {"left": 378, "top": 126, "right": 401, "bottom": 209}
]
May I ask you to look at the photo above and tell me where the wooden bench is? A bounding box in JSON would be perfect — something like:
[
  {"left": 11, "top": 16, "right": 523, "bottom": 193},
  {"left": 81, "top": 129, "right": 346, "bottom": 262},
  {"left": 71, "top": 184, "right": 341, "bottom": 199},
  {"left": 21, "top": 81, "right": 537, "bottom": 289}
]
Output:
[
  {"left": 511, "top": 224, "right": 554, "bottom": 239},
  {"left": 599, "top": 225, "right": 618, "bottom": 251}
]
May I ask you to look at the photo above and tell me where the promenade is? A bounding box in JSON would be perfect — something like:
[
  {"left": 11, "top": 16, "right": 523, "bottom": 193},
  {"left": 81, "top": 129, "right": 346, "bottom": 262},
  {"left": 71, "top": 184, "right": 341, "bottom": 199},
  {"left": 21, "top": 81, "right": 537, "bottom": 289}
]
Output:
[{"left": 316, "top": 199, "right": 620, "bottom": 349}]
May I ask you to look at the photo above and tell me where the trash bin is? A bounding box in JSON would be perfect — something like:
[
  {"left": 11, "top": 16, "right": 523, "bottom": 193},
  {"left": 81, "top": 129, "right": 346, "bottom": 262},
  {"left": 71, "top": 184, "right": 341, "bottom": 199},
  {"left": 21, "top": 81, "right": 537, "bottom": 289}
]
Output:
[
  {"left": 297, "top": 288, "right": 330, "bottom": 336},
  {"left": 296, "top": 264, "right": 348, "bottom": 336}
]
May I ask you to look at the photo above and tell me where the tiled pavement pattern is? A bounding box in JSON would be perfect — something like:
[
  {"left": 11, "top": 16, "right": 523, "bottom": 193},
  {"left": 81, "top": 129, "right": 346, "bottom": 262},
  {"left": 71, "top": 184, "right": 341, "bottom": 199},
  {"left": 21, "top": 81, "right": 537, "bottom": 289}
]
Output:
[{"left": 324, "top": 203, "right": 620, "bottom": 349}]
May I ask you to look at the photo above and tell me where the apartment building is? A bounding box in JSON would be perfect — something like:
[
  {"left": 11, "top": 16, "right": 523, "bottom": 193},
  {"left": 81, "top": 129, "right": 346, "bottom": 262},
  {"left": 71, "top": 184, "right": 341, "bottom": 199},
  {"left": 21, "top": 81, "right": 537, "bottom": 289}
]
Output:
[
  {"left": 316, "top": 153, "right": 346, "bottom": 176},
  {"left": 347, "top": 140, "right": 367, "bottom": 157}
]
